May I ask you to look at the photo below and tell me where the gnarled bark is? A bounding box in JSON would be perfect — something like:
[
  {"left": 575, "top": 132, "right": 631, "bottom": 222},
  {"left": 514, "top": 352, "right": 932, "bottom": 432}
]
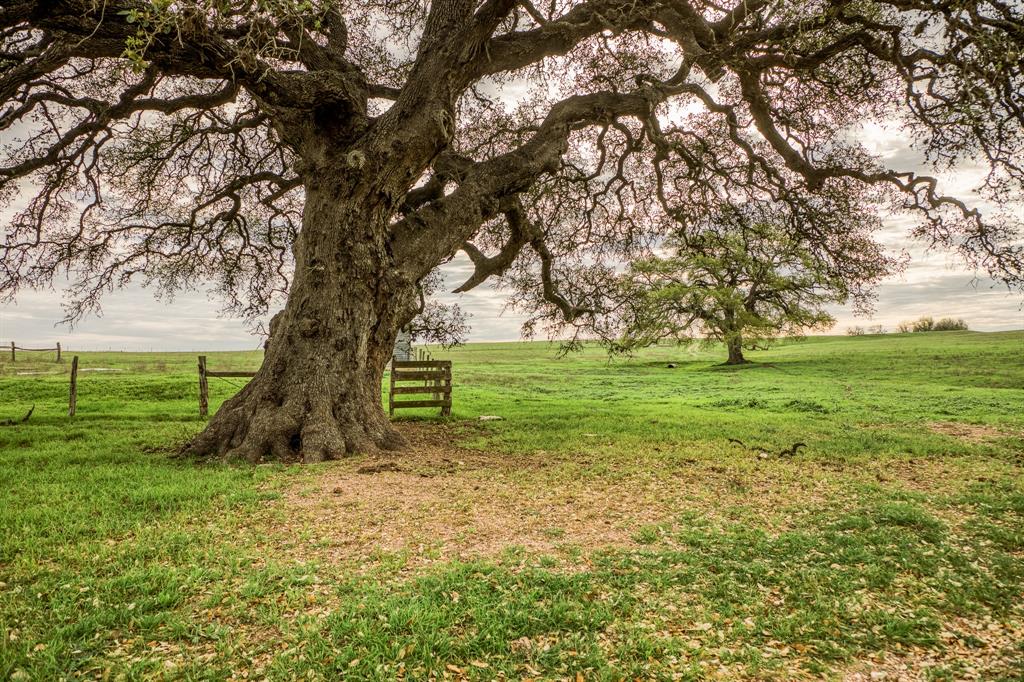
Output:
[{"left": 186, "top": 178, "right": 417, "bottom": 462}]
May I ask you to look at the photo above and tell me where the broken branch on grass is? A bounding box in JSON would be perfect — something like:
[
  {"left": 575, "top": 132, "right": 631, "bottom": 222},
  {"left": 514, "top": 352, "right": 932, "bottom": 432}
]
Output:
[{"left": 1, "top": 404, "right": 34, "bottom": 426}]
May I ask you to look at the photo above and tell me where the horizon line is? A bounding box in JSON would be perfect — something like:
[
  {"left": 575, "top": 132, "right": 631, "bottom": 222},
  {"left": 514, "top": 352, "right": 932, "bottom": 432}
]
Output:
[{"left": 4, "top": 328, "right": 1021, "bottom": 354}]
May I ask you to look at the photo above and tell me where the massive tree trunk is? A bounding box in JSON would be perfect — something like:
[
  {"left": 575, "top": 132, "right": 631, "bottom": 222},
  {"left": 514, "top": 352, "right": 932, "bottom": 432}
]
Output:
[
  {"left": 186, "top": 177, "right": 418, "bottom": 463},
  {"left": 725, "top": 336, "right": 746, "bottom": 365}
]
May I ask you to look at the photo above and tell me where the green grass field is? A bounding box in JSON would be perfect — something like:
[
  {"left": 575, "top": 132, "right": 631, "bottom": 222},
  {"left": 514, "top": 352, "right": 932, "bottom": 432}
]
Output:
[{"left": 1, "top": 331, "right": 1022, "bottom": 680}]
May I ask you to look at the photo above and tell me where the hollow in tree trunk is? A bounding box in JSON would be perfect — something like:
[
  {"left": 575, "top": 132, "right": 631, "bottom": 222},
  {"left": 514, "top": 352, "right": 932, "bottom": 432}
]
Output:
[
  {"left": 725, "top": 336, "right": 747, "bottom": 365},
  {"left": 186, "top": 181, "right": 418, "bottom": 463}
]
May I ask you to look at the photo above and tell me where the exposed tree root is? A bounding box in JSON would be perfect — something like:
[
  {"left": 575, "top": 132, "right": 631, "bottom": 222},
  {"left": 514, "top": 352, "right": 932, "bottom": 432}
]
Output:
[{"left": 184, "top": 379, "right": 405, "bottom": 463}]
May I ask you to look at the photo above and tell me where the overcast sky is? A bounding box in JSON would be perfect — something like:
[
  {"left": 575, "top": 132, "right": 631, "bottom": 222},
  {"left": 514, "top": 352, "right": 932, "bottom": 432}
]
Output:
[
  {"left": 1, "top": 245, "right": 1020, "bottom": 351},
  {"left": 1, "top": 126, "right": 1022, "bottom": 350}
]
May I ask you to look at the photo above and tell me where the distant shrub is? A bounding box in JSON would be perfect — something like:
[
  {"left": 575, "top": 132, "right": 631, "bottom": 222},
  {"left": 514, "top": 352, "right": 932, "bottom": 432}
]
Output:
[
  {"left": 896, "top": 321, "right": 912, "bottom": 333},
  {"left": 868, "top": 324, "right": 885, "bottom": 335},
  {"left": 933, "top": 317, "right": 968, "bottom": 331},
  {"left": 911, "top": 316, "right": 935, "bottom": 332},
  {"left": 846, "top": 326, "right": 866, "bottom": 336}
]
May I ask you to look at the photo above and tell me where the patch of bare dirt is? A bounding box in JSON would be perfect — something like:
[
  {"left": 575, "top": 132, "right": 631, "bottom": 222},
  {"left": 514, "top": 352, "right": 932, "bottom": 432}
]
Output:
[
  {"left": 259, "top": 423, "right": 679, "bottom": 567},
  {"left": 927, "top": 421, "right": 1013, "bottom": 444}
]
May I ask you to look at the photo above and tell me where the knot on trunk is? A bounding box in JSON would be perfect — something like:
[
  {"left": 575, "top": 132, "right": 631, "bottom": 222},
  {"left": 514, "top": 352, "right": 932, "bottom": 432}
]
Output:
[
  {"left": 345, "top": 150, "right": 367, "bottom": 169},
  {"left": 298, "top": 317, "right": 321, "bottom": 337}
]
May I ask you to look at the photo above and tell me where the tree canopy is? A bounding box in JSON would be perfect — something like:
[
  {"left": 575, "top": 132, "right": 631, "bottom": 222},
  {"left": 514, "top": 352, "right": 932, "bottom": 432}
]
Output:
[
  {"left": 2, "top": 0, "right": 1023, "bottom": 317},
  {"left": 1, "top": 0, "right": 1022, "bottom": 460}
]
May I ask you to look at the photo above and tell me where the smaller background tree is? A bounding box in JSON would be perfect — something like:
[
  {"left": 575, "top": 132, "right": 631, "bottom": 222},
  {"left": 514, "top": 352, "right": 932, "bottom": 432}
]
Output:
[{"left": 587, "top": 202, "right": 903, "bottom": 364}]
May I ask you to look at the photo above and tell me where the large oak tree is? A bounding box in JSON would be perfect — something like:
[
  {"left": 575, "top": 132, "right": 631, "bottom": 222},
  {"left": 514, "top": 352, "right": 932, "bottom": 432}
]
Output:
[{"left": 1, "top": 0, "right": 1022, "bottom": 462}]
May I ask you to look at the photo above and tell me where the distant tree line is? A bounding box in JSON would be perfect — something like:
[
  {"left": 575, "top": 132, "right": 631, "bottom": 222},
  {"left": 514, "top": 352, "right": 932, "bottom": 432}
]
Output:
[
  {"left": 845, "top": 325, "right": 887, "bottom": 336},
  {"left": 847, "top": 316, "right": 969, "bottom": 335},
  {"left": 897, "top": 316, "right": 970, "bottom": 333}
]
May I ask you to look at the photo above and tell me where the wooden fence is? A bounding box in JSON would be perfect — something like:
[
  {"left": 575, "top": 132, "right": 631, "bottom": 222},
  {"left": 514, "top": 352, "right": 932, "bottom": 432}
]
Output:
[
  {"left": 197, "top": 355, "right": 453, "bottom": 418},
  {"left": 6, "top": 350, "right": 453, "bottom": 421},
  {"left": 389, "top": 359, "right": 452, "bottom": 416},
  {"left": 197, "top": 355, "right": 256, "bottom": 417},
  {"left": 5, "top": 341, "right": 61, "bottom": 362}
]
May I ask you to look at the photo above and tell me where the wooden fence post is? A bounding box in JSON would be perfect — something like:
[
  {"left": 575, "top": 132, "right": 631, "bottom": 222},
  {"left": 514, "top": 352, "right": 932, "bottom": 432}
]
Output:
[
  {"left": 68, "top": 356, "right": 78, "bottom": 417},
  {"left": 388, "top": 358, "right": 395, "bottom": 417},
  {"left": 442, "top": 366, "right": 452, "bottom": 417},
  {"left": 56, "top": 342, "right": 61, "bottom": 362},
  {"left": 198, "top": 356, "right": 209, "bottom": 418},
  {"left": 433, "top": 354, "right": 441, "bottom": 400},
  {"left": 10, "top": 341, "right": 14, "bottom": 362}
]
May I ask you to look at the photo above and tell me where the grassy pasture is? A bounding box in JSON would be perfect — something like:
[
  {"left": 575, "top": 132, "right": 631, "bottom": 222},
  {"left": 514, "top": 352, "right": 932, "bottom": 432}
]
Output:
[{"left": 0, "top": 331, "right": 1022, "bottom": 680}]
